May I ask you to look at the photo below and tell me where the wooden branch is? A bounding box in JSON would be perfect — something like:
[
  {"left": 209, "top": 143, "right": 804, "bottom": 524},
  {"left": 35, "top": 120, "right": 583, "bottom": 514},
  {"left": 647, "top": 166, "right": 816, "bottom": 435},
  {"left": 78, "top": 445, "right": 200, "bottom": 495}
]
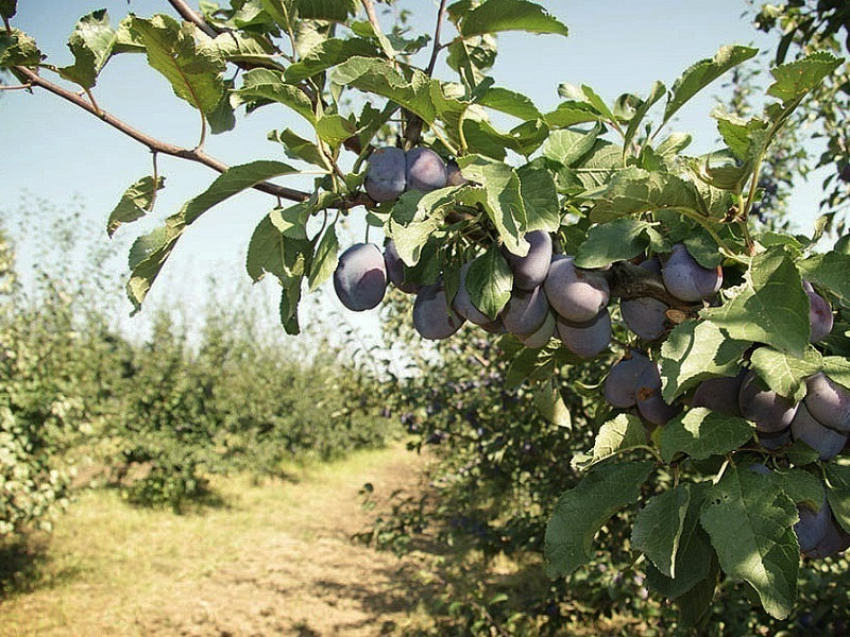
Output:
[
  {"left": 166, "top": 0, "right": 220, "bottom": 38},
  {"left": 606, "top": 260, "right": 702, "bottom": 311},
  {"left": 13, "top": 65, "right": 313, "bottom": 204}
]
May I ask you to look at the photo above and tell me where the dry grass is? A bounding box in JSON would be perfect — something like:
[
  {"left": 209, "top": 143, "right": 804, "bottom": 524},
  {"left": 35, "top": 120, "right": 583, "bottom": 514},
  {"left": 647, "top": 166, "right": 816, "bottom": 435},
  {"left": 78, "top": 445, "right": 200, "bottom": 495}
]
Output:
[{"left": 0, "top": 444, "right": 445, "bottom": 637}]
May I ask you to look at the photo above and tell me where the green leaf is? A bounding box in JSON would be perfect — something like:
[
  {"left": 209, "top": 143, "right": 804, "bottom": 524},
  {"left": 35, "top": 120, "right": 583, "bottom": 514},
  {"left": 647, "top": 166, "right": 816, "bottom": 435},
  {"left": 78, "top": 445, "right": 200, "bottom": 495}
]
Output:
[
  {"left": 699, "top": 465, "right": 799, "bottom": 619},
  {"left": 284, "top": 37, "right": 378, "bottom": 82},
  {"left": 546, "top": 461, "right": 653, "bottom": 578},
  {"left": 517, "top": 163, "right": 560, "bottom": 233},
  {"left": 129, "top": 15, "right": 232, "bottom": 133},
  {"left": 457, "top": 155, "right": 529, "bottom": 256},
  {"left": 825, "top": 464, "right": 850, "bottom": 534},
  {"left": 798, "top": 252, "right": 850, "bottom": 309},
  {"left": 701, "top": 248, "right": 810, "bottom": 357},
  {"left": 307, "top": 222, "right": 338, "bottom": 292},
  {"left": 107, "top": 175, "right": 165, "bottom": 238},
  {"left": 331, "top": 56, "right": 436, "bottom": 123},
  {"left": 623, "top": 80, "right": 666, "bottom": 154},
  {"left": 387, "top": 189, "right": 456, "bottom": 266},
  {"left": 821, "top": 357, "right": 850, "bottom": 391},
  {"left": 236, "top": 68, "right": 317, "bottom": 123},
  {"left": 767, "top": 51, "right": 843, "bottom": 104},
  {"left": 663, "top": 45, "right": 758, "bottom": 126},
  {"left": 315, "top": 114, "right": 355, "bottom": 149},
  {"left": 590, "top": 414, "right": 648, "bottom": 464},
  {"left": 574, "top": 218, "right": 652, "bottom": 269},
  {"left": 748, "top": 345, "right": 823, "bottom": 402},
  {"left": 462, "top": 114, "right": 549, "bottom": 158},
  {"left": 541, "top": 126, "right": 600, "bottom": 168},
  {"left": 544, "top": 101, "right": 604, "bottom": 128},
  {"left": 0, "top": 30, "right": 42, "bottom": 67},
  {"left": 588, "top": 167, "right": 703, "bottom": 224},
  {"left": 660, "top": 408, "right": 754, "bottom": 464},
  {"left": 478, "top": 86, "right": 541, "bottom": 120},
  {"left": 269, "top": 129, "right": 326, "bottom": 167},
  {"left": 779, "top": 469, "right": 826, "bottom": 511},
  {"left": 632, "top": 485, "right": 690, "bottom": 578},
  {"left": 646, "top": 484, "right": 715, "bottom": 601},
  {"left": 566, "top": 140, "right": 623, "bottom": 189},
  {"left": 505, "top": 345, "right": 545, "bottom": 390},
  {"left": 58, "top": 9, "right": 116, "bottom": 89},
  {"left": 279, "top": 275, "right": 303, "bottom": 335},
  {"left": 246, "top": 204, "right": 313, "bottom": 283},
  {"left": 0, "top": 0, "right": 16, "bottom": 19},
  {"left": 458, "top": 0, "right": 569, "bottom": 37},
  {"left": 294, "top": 0, "right": 358, "bottom": 22},
  {"left": 660, "top": 320, "right": 748, "bottom": 402},
  {"left": 126, "top": 223, "right": 184, "bottom": 314},
  {"left": 466, "top": 245, "right": 513, "bottom": 320},
  {"left": 533, "top": 378, "right": 571, "bottom": 428}
]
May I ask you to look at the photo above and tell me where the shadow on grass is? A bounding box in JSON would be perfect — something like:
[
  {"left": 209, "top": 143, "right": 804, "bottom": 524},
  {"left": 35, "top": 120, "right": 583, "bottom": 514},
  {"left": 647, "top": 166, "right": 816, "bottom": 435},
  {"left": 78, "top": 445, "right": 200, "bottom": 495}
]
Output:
[{"left": 0, "top": 539, "right": 45, "bottom": 597}]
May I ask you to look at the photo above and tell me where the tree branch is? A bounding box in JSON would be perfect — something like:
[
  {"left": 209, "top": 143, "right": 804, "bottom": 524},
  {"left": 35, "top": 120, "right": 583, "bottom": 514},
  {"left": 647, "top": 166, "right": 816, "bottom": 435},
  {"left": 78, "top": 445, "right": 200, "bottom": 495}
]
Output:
[
  {"left": 13, "top": 65, "right": 313, "bottom": 204},
  {"left": 166, "top": 0, "right": 220, "bottom": 38},
  {"left": 606, "top": 260, "right": 702, "bottom": 311},
  {"left": 426, "top": 0, "right": 449, "bottom": 77}
]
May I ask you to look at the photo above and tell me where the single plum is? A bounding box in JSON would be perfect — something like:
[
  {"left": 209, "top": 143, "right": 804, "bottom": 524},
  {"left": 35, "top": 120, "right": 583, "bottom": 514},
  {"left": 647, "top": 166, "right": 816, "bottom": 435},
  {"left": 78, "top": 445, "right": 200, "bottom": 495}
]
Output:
[
  {"left": 365, "top": 147, "right": 406, "bottom": 202},
  {"left": 406, "top": 147, "right": 447, "bottom": 192},
  {"left": 502, "top": 286, "right": 550, "bottom": 336},
  {"left": 635, "top": 361, "right": 681, "bottom": 426},
  {"left": 446, "top": 160, "right": 469, "bottom": 187},
  {"left": 604, "top": 350, "right": 652, "bottom": 409},
  {"left": 795, "top": 500, "right": 831, "bottom": 553},
  {"left": 661, "top": 244, "right": 723, "bottom": 303},
  {"left": 505, "top": 231, "right": 553, "bottom": 291},
  {"left": 691, "top": 370, "right": 746, "bottom": 417},
  {"left": 621, "top": 296, "right": 669, "bottom": 341},
  {"left": 453, "top": 261, "right": 494, "bottom": 326},
  {"left": 383, "top": 240, "right": 420, "bottom": 294},
  {"left": 556, "top": 309, "right": 611, "bottom": 359},
  {"left": 519, "top": 311, "right": 556, "bottom": 348},
  {"left": 790, "top": 402, "right": 848, "bottom": 461},
  {"left": 803, "top": 280, "right": 833, "bottom": 343},
  {"left": 758, "top": 427, "right": 792, "bottom": 450},
  {"left": 413, "top": 282, "right": 465, "bottom": 340},
  {"left": 804, "top": 372, "right": 850, "bottom": 433},
  {"left": 738, "top": 369, "right": 799, "bottom": 434},
  {"left": 544, "top": 255, "right": 610, "bottom": 324},
  {"left": 803, "top": 514, "right": 850, "bottom": 559},
  {"left": 333, "top": 243, "right": 387, "bottom": 311}
]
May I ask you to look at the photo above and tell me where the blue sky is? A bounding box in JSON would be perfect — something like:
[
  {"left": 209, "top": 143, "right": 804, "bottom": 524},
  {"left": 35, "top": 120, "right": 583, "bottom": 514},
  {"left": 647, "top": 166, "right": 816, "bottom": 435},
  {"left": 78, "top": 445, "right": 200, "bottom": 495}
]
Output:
[{"left": 1, "top": 0, "right": 817, "bottom": 342}]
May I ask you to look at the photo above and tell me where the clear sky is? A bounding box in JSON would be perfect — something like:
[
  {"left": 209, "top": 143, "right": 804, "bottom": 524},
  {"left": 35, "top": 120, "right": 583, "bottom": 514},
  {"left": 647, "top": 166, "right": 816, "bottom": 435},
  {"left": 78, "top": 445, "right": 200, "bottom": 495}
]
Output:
[{"left": 1, "top": 0, "right": 816, "bottom": 343}]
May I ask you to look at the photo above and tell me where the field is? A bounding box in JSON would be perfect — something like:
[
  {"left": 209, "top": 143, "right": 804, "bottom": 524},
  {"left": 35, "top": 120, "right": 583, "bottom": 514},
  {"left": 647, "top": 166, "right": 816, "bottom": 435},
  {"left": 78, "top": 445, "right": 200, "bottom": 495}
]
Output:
[{"left": 0, "top": 445, "right": 447, "bottom": 636}]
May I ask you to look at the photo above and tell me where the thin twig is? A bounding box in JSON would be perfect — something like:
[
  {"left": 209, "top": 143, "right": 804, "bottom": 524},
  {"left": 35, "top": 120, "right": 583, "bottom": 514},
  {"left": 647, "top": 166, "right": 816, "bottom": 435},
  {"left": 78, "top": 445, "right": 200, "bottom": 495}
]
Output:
[
  {"left": 166, "top": 0, "right": 220, "bottom": 37},
  {"left": 426, "top": 0, "right": 449, "bottom": 76},
  {"left": 13, "top": 65, "right": 312, "bottom": 203},
  {"left": 361, "top": 0, "right": 395, "bottom": 59},
  {"left": 0, "top": 82, "right": 33, "bottom": 91}
]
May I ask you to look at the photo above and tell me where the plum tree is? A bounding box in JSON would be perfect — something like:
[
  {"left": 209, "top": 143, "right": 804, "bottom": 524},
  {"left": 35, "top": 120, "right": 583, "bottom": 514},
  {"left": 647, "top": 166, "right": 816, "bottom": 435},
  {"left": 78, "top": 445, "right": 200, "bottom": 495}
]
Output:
[
  {"left": 406, "top": 147, "right": 447, "bottom": 192},
  {"left": 738, "top": 369, "right": 799, "bottom": 434},
  {"left": 544, "top": 255, "right": 610, "bottom": 324},
  {"left": 505, "top": 230, "right": 552, "bottom": 291},
  {"left": 661, "top": 243, "right": 723, "bottom": 302},
  {"left": 333, "top": 243, "right": 387, "bottom": 311},
  {"left": 413, "top": 282, "right": 465, "bottom": 341},
  {"left": 365, "top": 147, "right": 407, "bottom": 203}
]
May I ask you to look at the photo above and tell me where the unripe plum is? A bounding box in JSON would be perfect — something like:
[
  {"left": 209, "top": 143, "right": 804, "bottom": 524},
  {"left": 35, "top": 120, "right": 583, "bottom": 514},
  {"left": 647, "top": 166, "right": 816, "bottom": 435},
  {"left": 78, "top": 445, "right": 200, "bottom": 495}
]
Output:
[
  {"left": 556, "top": 309, "right": 611, "bottom": 359},
  {"left": 383, "top": 240, "right": 420, "bottom": 294},
  {"left": 413, "top": 282, "right": 465, "bottom": 340},
  {"left": 790, "top": 402, "right": 848, "bottom": 461},
  {"left": 502, "top": 286, "right": 550, "bottom": 336},
  {"left": 795, "top": 500, "right": 831, "bottom": 553},
  {"left": 365, "top": 147, "right": 406, "bottom": 202},
  {"left": 691, "top": 371, "right": 746, "bottom": 417},
  {"left": 544, "top": 255, "right": 610, "bottom": 324},
  {"left": 804, "top": 372, "right": 850, "bottom": 433},
  {"left": 519, "top": 311, "right": 556, "bottom": 348},
  {"left": 406, "top": 147, "right": 447, "bottom": 192},
  {"left": 661, "top": 244, "right": 723, "bottom": 302},
  {"left": 738, "top": 370, "right": 799, "bottom": 434},
  {"left": 803, "top": 280, "right": 833, "bottom": 343},
  {"left": 505, "top": 231, "right": 552, "bottom": 291},
  {"left": 635, "top": 361, "right": 681, "bottom": 426},
  {"left": 604, "top": 350, "right": 652, "bottom": 409},
  {"left": 333, "top": 243, "right": 387, "bottom": 311},
  {"left": 453, "top": 262, "right": 493, "bottom": 326}
]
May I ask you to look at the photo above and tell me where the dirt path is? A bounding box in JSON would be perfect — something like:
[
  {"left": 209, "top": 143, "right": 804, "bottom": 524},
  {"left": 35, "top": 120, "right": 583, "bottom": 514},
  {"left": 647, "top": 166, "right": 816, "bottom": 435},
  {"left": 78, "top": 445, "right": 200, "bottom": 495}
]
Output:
[{"left": 0, "top": 445, "right": 440, "bottom": 636}]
